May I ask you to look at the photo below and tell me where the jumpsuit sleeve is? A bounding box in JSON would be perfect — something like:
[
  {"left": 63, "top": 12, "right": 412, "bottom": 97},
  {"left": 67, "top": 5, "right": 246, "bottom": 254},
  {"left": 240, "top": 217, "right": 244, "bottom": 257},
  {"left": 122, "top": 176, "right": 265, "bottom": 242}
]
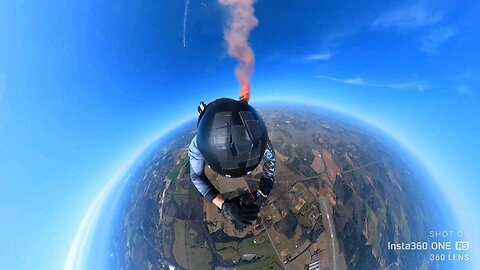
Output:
[
  {"left": 259, "top": 139, "right": 276, "bottom": 195},
  {"left": 188, "top": 136, "right": 220, "bottom": 201}
]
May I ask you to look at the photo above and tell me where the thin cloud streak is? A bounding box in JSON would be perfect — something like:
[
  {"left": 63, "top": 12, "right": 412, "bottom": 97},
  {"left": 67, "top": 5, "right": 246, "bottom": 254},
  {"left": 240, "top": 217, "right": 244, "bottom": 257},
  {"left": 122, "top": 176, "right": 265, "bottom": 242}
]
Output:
[
  {"left": 305, "top": 52, "right": 334, "bottom": 61},
  {"left": 420, "top": 26, "right": 456, "bottom": 53},
  {"left": 372, "top": 1, "right": 443, "bottom": 31},
  {"left": 183, "top": 0, "right": 190, "bottom": 48},
  {"left": 0, "top": 75, "right": 5, "bottom": 100},
  {"left": 456, "top": 84, "right": 469, "bottom": 95},
  {"left": 316, "top": 75, "right": 429, "bottom": 91}
]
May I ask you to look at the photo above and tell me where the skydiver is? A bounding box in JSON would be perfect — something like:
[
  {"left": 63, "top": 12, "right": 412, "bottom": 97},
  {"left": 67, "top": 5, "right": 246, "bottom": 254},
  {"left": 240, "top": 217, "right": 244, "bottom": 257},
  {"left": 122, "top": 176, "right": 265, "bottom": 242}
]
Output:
[{"left": 188, "top": 98, "right": 276, "bottom": 225}]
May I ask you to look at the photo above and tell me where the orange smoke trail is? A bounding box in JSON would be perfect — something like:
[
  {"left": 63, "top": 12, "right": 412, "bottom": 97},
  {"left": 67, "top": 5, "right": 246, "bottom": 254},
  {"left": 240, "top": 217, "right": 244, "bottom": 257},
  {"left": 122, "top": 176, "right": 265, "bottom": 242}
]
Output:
[{"left": 219, "top": 0, "right": 258, "bottom": 103}]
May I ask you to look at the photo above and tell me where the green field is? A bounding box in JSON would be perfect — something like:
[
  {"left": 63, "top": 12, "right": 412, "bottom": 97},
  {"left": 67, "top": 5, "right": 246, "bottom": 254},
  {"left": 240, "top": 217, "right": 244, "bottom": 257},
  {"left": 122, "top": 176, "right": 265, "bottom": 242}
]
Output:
[
  {"left": 238, "top": 257, "right": 279, "bottom": 270},
  {"left": 186, "top": 247, "right": 212, "bottom": 270},
  {"left": 173, "top": 220, "right": 188, "bottom": 268},
  {"left": 238, "top": 234, "right": 274, "bottom": 256},
  {"left": 168, "top": 158, "right": 187, "bottom": 180}
]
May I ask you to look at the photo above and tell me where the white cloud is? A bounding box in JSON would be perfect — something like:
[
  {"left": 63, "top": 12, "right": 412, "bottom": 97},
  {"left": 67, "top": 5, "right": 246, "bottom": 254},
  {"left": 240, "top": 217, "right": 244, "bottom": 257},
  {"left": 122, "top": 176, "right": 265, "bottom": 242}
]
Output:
[
  {"left": 420, "top": 26, "right": 456, "bottom": 53},
  {"left": 0, "top": 75, "right": 5, "bottom": 100},
  {"left": 316, "top": 75, "right": 368, "bottom": 85},
  {"left": 455, "top": 84, "right": 469, "bottom": 95},
  {"left": 387, "top": 81, "right": 429, "bottom": 91},
  {"left": 321, "top": 27, "right": 358, "bottom": 50},
  {"left": 316, "top": 74, "right": 429, "bottom": 91},
  {"left": 372, "top": 2, "right": 443, "bottom": 31},
  {"left": 305, "top": 52, "right": 334, "bottom": 61}
]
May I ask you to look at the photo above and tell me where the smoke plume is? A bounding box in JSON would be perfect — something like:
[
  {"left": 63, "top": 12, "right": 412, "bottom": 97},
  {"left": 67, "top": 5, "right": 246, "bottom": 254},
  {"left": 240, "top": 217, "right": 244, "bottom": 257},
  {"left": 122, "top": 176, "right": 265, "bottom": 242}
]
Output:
[{"left": 218, "top": 0, "right": 258, "bottom": 103}]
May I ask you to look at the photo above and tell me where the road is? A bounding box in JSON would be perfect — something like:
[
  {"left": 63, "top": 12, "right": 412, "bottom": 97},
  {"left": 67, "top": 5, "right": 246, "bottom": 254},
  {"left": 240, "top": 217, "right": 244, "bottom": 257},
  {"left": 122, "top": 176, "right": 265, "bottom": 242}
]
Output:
[
  {"left": 242, "top": 179, "right": 287, "bottom": 270},
  {"left": 319, "top": 196, "right": 337, "bottom": 270}
]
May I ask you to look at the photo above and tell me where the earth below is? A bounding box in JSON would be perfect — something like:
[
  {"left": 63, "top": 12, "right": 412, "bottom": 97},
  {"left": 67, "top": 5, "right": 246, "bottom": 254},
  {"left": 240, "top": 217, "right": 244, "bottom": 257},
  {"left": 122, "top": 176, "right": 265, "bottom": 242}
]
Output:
[{"left": 112, "top": 105, "right": 443, "bottom": 270}]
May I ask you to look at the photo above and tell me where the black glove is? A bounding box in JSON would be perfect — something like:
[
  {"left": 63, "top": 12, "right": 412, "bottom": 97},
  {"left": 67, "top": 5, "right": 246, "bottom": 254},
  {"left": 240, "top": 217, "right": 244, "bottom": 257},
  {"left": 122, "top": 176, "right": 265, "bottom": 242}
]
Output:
[
  {"left": 237, "top": 191, "right": 268, "bottom": 208},
  {"left": 222, "top": 197, "right": 260, "bottom": 225},
  {"left": 258, "top": 176, "right": 274, "bottom": 196}
]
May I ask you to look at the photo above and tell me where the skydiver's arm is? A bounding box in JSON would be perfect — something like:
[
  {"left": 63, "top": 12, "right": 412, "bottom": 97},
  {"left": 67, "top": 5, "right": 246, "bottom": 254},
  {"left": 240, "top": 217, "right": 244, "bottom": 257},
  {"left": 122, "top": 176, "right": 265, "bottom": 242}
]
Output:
[
  {"left": 258, "top": 139, "right": 276, "bottom": 196},
  {"left": 188, "top": 136, "right": 221, "bottom": 203}
]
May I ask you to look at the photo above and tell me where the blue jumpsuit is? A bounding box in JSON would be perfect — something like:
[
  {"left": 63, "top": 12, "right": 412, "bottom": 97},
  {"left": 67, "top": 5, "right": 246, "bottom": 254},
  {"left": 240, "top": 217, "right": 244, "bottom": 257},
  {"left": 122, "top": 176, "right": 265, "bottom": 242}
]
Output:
[{"left": 188, "top": 135, "right": 276, "bottom": 201}]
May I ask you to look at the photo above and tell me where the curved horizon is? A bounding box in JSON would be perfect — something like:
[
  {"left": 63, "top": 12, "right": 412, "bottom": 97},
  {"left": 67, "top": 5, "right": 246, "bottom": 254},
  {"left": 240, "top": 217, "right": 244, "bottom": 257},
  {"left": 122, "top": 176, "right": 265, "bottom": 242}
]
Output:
[
  {"left": 2, "top": 1, "right": 477, "bottom": 269},
  {"left": 65, "top": 100, "right": 465, "bottom": 269}
]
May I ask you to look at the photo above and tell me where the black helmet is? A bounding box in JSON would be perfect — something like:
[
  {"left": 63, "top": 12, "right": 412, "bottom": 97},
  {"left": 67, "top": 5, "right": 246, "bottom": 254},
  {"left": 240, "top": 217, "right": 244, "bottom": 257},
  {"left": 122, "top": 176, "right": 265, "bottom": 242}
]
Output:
[{"left": 197, "top": 98, "right": 268, "bottom": 178}]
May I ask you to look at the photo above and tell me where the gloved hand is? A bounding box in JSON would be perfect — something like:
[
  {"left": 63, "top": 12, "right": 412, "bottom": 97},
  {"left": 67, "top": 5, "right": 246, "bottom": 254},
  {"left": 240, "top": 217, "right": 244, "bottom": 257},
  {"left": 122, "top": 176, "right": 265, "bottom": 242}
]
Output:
[
  {"left": 238, "top": 191, "right": 267, "bottom": 208},
  {"left": 222, "top": 197, "right": 260, "bottom": 225}
]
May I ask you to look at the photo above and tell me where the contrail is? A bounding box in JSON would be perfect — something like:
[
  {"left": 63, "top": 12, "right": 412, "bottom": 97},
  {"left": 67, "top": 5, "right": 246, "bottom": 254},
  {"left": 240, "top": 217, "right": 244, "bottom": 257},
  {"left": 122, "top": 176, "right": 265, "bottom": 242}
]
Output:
[
  {"left": 219, "top": 0, "right": 258, "bottom": 103},
  {"left": 183, "top": 0, "right": 190, "bottom": 48}
]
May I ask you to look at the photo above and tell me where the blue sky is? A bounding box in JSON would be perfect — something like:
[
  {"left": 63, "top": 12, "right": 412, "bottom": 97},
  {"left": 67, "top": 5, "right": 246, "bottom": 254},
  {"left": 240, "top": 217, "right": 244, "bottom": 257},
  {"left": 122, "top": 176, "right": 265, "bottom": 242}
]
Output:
[{"left": 0, "top": 0, "right": 479, "bottom": 269}]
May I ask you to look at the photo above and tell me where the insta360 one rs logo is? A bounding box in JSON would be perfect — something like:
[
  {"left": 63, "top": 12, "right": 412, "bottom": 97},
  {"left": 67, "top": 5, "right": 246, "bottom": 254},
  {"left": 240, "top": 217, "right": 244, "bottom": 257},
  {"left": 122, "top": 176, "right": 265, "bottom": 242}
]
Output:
[{"left": 455, "top": 241, "right": 469, "bottom": 251}]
